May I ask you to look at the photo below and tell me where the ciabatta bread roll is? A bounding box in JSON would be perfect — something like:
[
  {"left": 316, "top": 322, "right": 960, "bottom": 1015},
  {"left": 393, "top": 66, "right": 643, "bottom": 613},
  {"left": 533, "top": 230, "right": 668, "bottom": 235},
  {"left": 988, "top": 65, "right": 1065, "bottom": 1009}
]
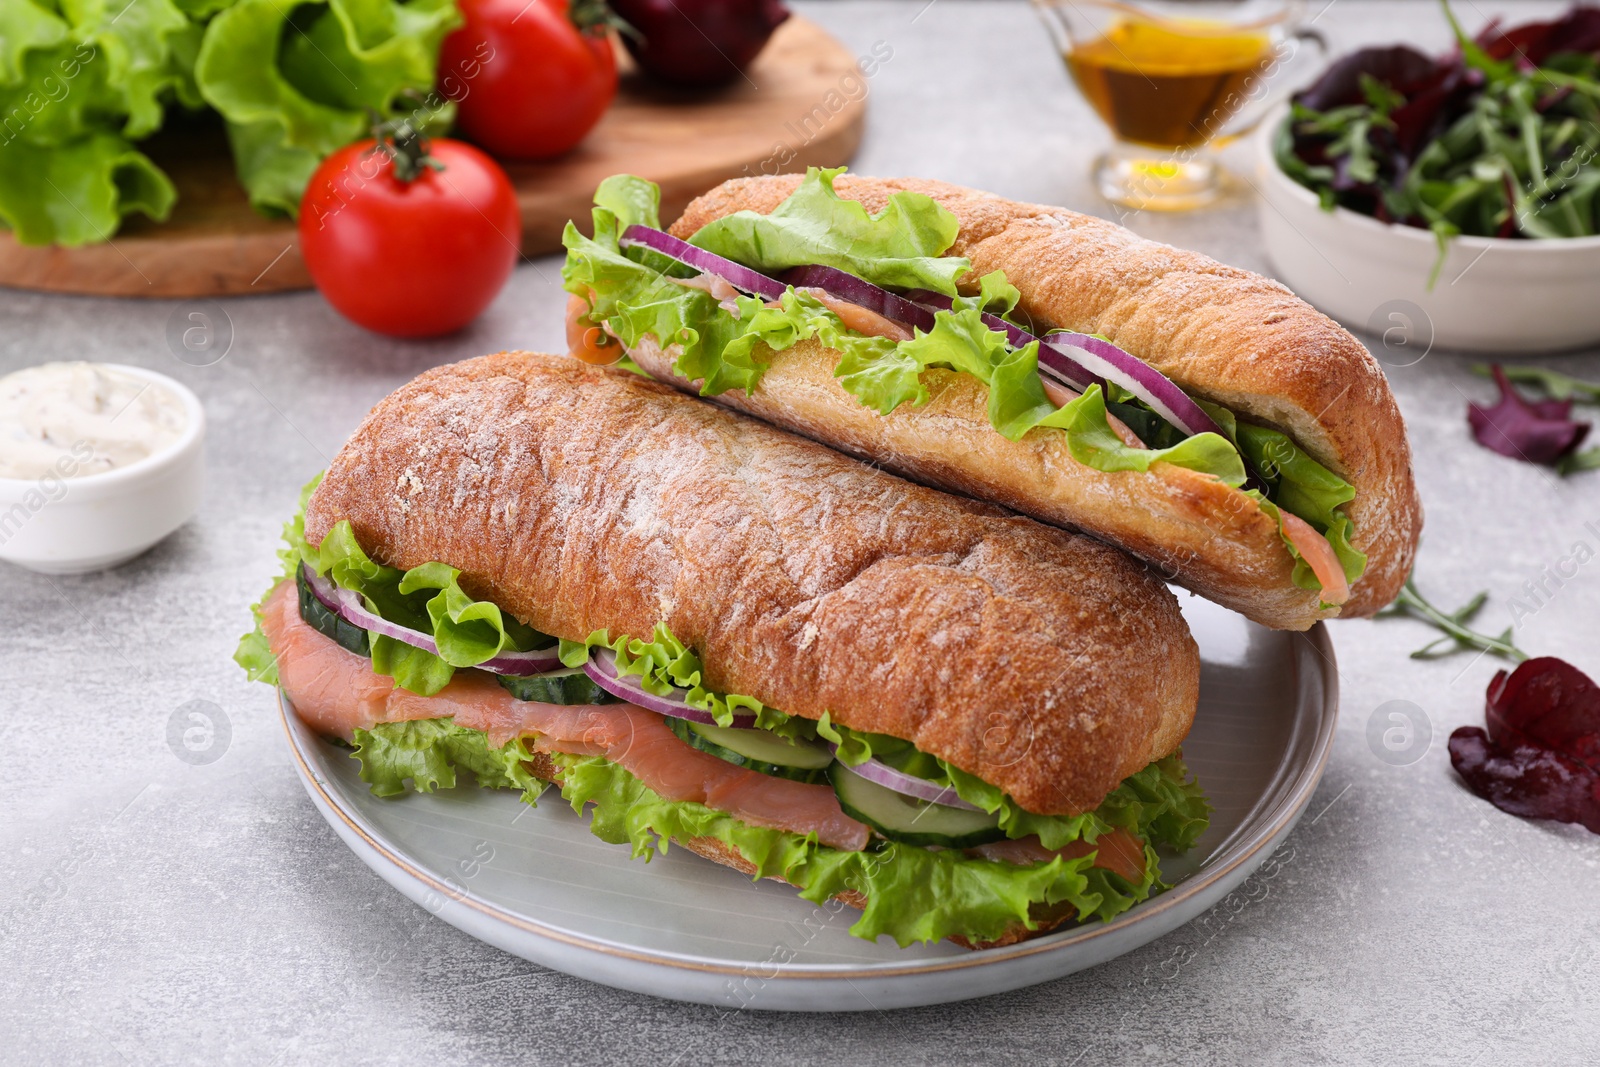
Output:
[{"left": 303, "top": 351, "right": 1199, "bottom": 814}]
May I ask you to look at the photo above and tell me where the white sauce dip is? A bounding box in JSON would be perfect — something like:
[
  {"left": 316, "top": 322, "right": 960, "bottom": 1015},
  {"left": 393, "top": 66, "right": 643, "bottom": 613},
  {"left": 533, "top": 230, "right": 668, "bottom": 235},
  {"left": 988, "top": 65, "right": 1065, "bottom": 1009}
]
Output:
[{"left": 0, "top": 362, "right": 187, "bottom": 481}]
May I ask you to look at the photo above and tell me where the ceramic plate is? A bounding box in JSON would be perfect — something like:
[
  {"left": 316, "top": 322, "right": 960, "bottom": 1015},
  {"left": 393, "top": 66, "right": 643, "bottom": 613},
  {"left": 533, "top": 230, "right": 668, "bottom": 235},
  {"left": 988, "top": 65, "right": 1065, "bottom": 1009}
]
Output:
[{"left": 281, "top": 595, "right": 1337, "bottom": 1011}]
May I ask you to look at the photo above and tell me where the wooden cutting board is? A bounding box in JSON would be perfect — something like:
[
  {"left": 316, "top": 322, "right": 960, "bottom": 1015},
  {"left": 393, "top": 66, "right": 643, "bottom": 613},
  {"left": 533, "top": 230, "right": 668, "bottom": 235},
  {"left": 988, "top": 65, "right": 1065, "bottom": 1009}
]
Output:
[{"left": 0, "top": 17, "right": 864, "bottom": 299}]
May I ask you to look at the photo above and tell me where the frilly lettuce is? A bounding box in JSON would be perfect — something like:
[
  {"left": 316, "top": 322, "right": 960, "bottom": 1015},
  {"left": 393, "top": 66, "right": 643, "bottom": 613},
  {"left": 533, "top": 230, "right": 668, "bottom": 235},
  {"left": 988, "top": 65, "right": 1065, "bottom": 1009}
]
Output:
[
  {"left": 0, "top": 0, "right": 187, "bottom": 244},
  {"left": 233, "top": 472, "right": 322, "bottom": 686},
  {"left": 559, "top": 624, "right": 809, "bottom": 740},
  {"left": 306, "top": 519, "right": 553, "bottom": 696},
  {"left": 349, "top": 720, "right": 1183, "bottom": 945},
  {"left": 557, "top": 750, "right": 1158, "bottom": 944},
  {"left": 352, "top": 718, "right": 546, "bottom": 802},
  {"left": 1, "top": 0, "right": 456, "bottom": 245}
]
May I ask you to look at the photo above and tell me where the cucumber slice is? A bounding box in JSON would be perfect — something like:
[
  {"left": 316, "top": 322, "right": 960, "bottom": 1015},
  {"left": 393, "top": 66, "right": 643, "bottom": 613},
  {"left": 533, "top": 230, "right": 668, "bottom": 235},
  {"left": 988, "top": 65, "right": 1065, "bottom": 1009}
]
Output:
[
  {"left": 297, "top": 567, "right": 370, "bottom": 657},
  {"left": 830, "top": 763, "right": 1004, "bottom": 847},
  {"left": 498, "top": 667, "right": 617, "bottom": 705},
  {"left": 666, "top": 717, "right": 833, "bottom": 783}
]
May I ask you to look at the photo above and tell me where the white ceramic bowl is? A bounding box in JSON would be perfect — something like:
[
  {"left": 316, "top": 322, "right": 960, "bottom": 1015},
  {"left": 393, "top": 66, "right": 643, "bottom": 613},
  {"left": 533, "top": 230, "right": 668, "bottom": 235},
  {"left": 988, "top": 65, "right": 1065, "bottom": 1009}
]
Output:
[
  {"left": 1254, "top": 112, "right": 1600, "bottom": 354},
  {"left": 0, "top": 365, "right": 205, "bottom": 574}
]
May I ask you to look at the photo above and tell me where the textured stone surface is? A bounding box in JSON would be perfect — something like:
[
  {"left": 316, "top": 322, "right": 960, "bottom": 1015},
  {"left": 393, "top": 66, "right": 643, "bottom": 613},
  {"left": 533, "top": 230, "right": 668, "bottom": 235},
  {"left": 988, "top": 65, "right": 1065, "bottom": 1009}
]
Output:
[{"left": 2, "top": 2, "right": 1598, "bottom": 1063}]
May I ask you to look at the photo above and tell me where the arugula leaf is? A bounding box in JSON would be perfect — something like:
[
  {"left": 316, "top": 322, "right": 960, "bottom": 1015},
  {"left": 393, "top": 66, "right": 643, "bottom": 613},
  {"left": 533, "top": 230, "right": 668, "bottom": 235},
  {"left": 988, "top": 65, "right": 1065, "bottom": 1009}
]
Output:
[
  {"left": 690, "top": 167, "right": 969, "bottom": 295},
  {"left": 1558, "top": 447, "right": 1600, "bottom": 475},
  {"left": 1378, "top": 575, "right": 1529, "bottom": 662},
  {"left": 1471, "top": 363, "right": 1600, "bottom": 404},
  {"left": 1278, "top": 3, "right": 1600, "bottom": 249}
]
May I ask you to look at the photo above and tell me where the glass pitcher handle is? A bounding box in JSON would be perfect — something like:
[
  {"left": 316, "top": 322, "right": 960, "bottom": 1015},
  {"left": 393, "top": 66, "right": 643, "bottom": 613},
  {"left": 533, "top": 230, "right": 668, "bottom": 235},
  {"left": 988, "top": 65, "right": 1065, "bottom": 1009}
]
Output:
[{"left": 1212, "top": 26, "right": 1329, "bottom": 147}]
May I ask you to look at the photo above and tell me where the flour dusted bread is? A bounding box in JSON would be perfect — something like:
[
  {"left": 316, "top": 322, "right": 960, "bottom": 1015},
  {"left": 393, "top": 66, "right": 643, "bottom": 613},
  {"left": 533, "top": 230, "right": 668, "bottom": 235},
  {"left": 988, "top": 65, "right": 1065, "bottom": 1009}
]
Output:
[
  {"left": 303, "top": 351, "right": 1198, "bottom": 816},
  {"left": 636, "top": 174, "right": 1423, "bottom": 631}
]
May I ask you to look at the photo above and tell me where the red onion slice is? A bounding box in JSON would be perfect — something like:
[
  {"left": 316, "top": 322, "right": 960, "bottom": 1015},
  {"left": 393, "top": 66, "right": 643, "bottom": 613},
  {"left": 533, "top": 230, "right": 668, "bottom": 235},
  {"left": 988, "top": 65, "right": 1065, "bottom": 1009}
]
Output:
[
  {"left": 619, "top": 225, "right": 787, "bottom": 300},
  {"left": 1042, "top": 332, "right": 1225, "bottom": 439},
  {"left": 826, "top": 744, "right": 982, "bottom": 810},
  {"left": 300, "top": 565, "right": 562, "bottom": 675},
  {"left": 583, "top": 648, "right": 758, "bottom": 727},
  {"left": 779, "top": 265, "right": 937, "bottom": 333}
]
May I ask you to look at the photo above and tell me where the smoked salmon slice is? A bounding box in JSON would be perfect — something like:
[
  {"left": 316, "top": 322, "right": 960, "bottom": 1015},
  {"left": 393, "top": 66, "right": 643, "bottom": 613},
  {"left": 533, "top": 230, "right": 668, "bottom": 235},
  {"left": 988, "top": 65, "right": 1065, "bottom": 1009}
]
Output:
[
  {"left": 967, "top": 826, "right": 1148, "bottom": 883},
  {"left": 262, "top": 581, "right": 870, "bottom": 850}
]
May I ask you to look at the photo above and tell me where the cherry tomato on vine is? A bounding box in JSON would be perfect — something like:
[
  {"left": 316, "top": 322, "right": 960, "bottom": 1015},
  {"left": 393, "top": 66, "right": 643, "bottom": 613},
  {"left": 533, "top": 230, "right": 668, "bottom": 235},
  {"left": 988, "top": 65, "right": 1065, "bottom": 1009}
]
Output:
[
  {"left": 298, "top": 122, "right": 521, "bottom": 338},
  {"left": 438, "top": 0, "right": 618, "bottom": 161}
]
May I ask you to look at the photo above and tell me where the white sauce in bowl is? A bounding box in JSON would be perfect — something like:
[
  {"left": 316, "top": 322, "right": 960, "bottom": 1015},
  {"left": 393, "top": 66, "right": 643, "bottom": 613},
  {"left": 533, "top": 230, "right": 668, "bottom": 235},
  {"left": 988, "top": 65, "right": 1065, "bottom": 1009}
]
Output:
[{"left": 0, "top": 362, "right": 188, "bottom": 480}]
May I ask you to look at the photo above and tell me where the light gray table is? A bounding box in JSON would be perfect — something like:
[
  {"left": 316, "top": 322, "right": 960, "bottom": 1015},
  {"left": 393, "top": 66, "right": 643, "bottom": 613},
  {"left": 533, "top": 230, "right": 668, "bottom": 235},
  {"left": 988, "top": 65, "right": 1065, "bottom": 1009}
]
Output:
[{"left": 3, "top": 2, "right": 1597, "bottom": 1063}]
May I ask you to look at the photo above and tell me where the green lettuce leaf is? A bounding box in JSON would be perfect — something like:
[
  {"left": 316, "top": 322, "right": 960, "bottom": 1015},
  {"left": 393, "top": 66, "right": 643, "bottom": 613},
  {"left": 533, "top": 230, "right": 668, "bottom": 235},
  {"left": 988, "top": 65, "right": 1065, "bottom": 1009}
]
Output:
[
  {"left": 690, "top": 166, "right": 970, "bottom": 295},
  {"left": 307, "top": 519, "right": 552, "bottom": 696},
  {"left": 194, "top": 0, "right": 458, "bottom": 217},
  {"left": 2, "top": 0, "right": 458, "bottom": 244},
  {"left": 352, "top": 718, "right": 545, "bottom": 801},
  {"left": 0, "top": 134, "right": 175, "bottom": 246},
  {"left": 0, "top": 0, "right": 186, "bottom": 245},
  {"left": 1233, "top": 423, "right": 1366, "bottom": 597},
  {"left": 352, "top": 718, "right": 1186, "bottom": 945}
]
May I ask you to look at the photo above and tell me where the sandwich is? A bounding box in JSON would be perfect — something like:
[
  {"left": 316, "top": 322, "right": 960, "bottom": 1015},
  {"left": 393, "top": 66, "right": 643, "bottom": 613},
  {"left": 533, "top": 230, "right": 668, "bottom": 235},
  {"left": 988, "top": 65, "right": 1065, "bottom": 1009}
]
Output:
[
  {"left": 236, "top": 351, "right": 1210, "bottom": 949},
  {"left": 560, "top": 169, "right": 1424, "bottom": 631}
]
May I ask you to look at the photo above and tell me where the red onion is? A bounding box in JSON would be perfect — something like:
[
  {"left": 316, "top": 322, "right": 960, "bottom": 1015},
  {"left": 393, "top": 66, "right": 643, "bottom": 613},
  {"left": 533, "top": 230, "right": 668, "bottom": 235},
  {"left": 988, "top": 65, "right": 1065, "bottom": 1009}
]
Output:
[
  {"left": 611, "top": 0, "right": 789, "bottom": 89},
  {"left": 582, "top": 648, "right": 757, "bottom": 727},
  {"left": 619, "top": 225, "right": 787, "bottom": 300},
  {"left": 779, "top": 265, "right": 938, "bottom": 333},
  {"left": 1042, "top": 331, "right": 1224, "bottom": 439},
  {"left": 826, "top": 745, "right": 981, "bottom": 810},
  {"left": 301, "top": 565, "right": 563, "bottom": 674}
]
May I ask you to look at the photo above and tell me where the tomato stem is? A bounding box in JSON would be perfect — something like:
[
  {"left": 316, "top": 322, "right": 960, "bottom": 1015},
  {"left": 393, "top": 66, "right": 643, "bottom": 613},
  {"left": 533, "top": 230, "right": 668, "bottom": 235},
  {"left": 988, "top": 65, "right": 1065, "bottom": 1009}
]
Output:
[
  {"left": 366, "top": 111, "right": 444, "bottom": 183},
  {"left": 570, "top": 0, "right": 636, "bottom": 40}
]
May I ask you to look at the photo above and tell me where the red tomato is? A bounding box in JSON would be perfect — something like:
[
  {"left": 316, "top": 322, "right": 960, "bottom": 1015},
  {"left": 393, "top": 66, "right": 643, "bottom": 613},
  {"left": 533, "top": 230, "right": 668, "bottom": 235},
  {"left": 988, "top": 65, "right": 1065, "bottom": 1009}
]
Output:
[
  {"left": 298, "top": 137, "right": 521, "bottom": 338},
  {"left": 438, "top": 0, "right": 617, "bottom": 161}
]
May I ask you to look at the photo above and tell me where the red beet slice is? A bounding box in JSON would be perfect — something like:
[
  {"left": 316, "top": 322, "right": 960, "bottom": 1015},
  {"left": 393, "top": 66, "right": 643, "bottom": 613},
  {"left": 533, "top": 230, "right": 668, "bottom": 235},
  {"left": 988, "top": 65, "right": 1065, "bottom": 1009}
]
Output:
[
  {"left": 1487, "top": 656, "right": 1600, "bottom": 774},
  {"left": 1449, "top": 729, "right": 1600, "bottom": 833},
  {"left": 1467, "top": 365, "right": 1591, "bottom": 465},
  {"left": 1450, "top": 657, "right": 1600, "bottom": 834}
]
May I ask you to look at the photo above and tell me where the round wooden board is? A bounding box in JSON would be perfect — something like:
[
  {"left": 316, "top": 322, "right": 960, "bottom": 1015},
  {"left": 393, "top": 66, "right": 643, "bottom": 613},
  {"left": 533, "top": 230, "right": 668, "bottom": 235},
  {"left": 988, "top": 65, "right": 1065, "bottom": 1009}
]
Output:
[{"left": 0, "top": 17, "right": 864, "bottom": 299}]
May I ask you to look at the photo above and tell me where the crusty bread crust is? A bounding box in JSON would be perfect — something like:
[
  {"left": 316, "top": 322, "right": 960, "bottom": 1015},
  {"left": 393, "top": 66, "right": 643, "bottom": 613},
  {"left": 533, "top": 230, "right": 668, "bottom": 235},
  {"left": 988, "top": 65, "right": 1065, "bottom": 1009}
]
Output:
[
  {"left": 304, "top": 352, "right": 1198, "bottom": 816},
  {"left": 658, "top": 174, "right": 1423, "bottom": 629}
]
